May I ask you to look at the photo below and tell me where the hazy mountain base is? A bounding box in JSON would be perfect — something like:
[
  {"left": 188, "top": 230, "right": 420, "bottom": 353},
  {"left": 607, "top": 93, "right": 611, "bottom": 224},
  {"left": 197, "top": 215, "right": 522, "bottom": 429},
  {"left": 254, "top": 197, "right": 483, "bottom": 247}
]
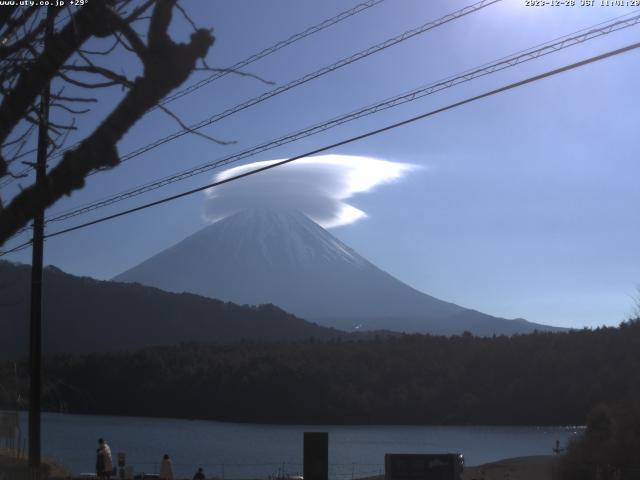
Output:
[
  {"left": 1, "top": 321, "right": 638, "bottom": 425},
  {"left": 318, "top": 313, "right": 552, "bottom": 337}
]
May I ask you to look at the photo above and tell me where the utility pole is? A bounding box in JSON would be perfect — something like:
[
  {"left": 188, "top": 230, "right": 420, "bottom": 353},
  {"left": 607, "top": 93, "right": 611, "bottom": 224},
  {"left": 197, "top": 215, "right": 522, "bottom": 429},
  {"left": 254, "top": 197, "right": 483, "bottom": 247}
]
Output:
[{"left": 29, "top": 8, "right": 53, "bottom": 480}]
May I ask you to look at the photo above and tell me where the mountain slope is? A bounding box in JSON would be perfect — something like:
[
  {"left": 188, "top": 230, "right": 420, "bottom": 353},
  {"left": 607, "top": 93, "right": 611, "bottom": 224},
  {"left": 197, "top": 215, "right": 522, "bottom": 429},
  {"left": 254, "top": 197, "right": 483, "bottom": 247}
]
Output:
[
  {"left": 0, "top": 260, "right": 344, "bottom": 357},
  {"left": 115, "top": 208, "right": 561, "bottom": 335}
]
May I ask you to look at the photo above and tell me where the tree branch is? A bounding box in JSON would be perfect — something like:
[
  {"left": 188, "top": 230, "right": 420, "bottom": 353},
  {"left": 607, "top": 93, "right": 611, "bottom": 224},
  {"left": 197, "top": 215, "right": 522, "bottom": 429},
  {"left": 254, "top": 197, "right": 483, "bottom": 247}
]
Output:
[
  {"left": 0, "top": 1, "right": 215, "bottom": 245},
  {"left": 0, "top": 1, "right": 116, "bottom": 157}
]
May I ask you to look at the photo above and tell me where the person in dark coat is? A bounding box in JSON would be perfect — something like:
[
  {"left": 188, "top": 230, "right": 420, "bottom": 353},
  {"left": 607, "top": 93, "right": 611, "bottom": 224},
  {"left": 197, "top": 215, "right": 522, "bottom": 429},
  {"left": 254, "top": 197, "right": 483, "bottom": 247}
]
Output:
[
  {"left": 193, "top": 467, "right": 206, "bottom": 480},
  {"left": 96, "top": 447, "right": 105, "bottom": 479}
]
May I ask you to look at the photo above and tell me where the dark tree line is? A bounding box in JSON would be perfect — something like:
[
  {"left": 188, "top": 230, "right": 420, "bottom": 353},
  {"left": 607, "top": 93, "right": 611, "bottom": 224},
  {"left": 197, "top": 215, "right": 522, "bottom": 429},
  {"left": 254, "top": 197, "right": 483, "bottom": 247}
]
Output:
[
  {"left": 1, "top": 319, "right": 640, "bottom": 426},
  {"left": 558, "top": 401, "right": 640, "bottom": 479}
]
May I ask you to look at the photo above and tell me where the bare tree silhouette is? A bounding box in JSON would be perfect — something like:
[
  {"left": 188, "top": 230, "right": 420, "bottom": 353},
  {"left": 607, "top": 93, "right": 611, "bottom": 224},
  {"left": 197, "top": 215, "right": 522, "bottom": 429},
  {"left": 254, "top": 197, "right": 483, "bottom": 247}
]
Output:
[{"left": 0, "top": 0, "right": 219, "bottom": 246}]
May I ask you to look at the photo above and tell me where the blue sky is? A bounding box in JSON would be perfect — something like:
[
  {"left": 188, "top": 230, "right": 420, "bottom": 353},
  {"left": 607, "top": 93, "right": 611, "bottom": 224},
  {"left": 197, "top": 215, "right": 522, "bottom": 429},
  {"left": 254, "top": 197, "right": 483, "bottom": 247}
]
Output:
[{"left": 2, "top": 0, "right": 640, "bottom": 328}]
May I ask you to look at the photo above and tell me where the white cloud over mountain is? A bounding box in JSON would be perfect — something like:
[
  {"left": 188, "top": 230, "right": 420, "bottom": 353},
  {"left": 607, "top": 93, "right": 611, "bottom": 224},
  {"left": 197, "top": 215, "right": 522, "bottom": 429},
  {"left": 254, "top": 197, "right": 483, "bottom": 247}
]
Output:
[{"left": 203, "top": 154, "right": 418, "bottom": 228}]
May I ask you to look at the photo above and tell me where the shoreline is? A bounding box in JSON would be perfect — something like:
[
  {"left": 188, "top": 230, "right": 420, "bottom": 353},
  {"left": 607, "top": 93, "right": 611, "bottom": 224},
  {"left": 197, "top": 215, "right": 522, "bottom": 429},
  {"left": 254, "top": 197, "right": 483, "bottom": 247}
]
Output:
[
  {"left": 3, "top": 412, "right": 574, "bottom": 479},
  {"left": 4, "top": 408, "right": 587, "bottom": 429},
  {"left": 462, "top": 455, "right": 557, "bottom": 480},
  {"left": 2, "top": 450, "right": 558, "bottom": 480},
  {"left": 360, "top": 455, "right": 558, "bottom": 480}
]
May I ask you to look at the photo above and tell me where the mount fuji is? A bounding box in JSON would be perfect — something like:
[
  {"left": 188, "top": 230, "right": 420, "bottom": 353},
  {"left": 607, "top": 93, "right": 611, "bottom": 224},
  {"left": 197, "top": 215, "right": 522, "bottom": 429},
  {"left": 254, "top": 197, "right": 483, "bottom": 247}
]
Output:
[{"left": 114, "top": 208, "right": 561, "bottom": 336}]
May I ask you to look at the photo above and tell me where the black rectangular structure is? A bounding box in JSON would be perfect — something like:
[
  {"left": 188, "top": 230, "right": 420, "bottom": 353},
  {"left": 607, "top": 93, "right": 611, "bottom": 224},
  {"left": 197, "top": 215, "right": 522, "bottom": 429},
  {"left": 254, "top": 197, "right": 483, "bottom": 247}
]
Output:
[
  {"left": 384, "top": 454, "right": 464, "bottom": 480},
  {"left": 303, "top": 432, "right": 328, "bottom": 480}
]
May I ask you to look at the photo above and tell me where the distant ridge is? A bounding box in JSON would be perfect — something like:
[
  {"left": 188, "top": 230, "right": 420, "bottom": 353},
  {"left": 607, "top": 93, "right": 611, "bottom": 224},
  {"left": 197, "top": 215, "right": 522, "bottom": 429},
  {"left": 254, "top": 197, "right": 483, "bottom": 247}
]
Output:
[
  {"left": 0, "top": 260, "right": 344, "bottom": 357},
  {"left": 115, "top": 208, "right": 564, "bottom": 336}
]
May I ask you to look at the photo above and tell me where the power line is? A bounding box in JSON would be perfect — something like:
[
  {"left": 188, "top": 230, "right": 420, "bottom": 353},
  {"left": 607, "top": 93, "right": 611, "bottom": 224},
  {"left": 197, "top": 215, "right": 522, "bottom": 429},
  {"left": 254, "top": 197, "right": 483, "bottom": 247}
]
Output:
[
  {"left": 0, "top": 1, "right": 385, "bottom": 189},
  {"left": 0, "top": 238, "right": 32, "bottom": 256},
  {"left": 89, "top": 0, "right": 501, "bottom": 170},
  {"left": 3, "top": 10, "right": 637, "bottom": 251},
  {"left": 36, "top": 0, "right": 509, "bottom": 219},
  {"left": 2, "top": 38, "right": 636, "bottom": 257},
  {"left": 44, "top": 11, "right": 640, "bottom": 224},
  {"left": 1, "top": 0, "right": 496, "bottom": 192},
  {"left": 157, "top": 0, "right": 387, "bottom": 108}
]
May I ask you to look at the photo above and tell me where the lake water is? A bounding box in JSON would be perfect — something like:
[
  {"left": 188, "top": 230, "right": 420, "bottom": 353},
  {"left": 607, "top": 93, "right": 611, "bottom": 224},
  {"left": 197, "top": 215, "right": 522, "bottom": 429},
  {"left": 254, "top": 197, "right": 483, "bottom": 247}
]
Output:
[{"left": 16, "top": 412, "right": 583, "bottom": 479}]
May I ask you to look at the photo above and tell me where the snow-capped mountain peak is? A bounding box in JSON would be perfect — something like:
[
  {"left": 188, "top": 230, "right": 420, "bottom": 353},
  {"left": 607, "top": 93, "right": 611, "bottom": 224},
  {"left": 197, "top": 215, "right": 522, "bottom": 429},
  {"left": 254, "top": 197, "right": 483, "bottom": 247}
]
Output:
[{"left": 114, "top": 208, "right": 562, "bottom": 336}]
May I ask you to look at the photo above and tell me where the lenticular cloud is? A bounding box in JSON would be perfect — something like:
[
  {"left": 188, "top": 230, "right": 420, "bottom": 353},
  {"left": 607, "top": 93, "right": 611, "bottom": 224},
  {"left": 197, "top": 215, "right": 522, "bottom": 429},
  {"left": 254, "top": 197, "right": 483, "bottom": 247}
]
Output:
[{"left": 203, "top": 154, "right": 418, "bottom": 228}]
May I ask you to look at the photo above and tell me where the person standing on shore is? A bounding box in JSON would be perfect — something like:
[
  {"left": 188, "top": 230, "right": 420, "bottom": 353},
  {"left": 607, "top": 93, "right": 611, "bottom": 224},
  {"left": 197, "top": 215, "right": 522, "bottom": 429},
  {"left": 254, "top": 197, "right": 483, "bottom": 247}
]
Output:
[
  {"left": 193, "top": 467, "right": 206, "bottom": 480},
  {"left": 160, "top": 453, "right": 175, "bottom": 480},
  {"left": 98, "top": 438, "right": 113, "bottom": 479},
  {"left": 96, "top": 447, "right": 105, "bottom": 479}
]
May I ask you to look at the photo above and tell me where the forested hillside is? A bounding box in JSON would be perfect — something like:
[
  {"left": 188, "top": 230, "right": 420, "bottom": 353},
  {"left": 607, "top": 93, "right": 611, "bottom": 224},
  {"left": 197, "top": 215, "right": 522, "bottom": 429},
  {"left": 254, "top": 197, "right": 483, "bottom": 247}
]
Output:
[
  {"left": 0, "top": 261, "right": 344, "bottom": 356},
  {"left": 2, "top": 320, "right": 638, "bottom": 425}
]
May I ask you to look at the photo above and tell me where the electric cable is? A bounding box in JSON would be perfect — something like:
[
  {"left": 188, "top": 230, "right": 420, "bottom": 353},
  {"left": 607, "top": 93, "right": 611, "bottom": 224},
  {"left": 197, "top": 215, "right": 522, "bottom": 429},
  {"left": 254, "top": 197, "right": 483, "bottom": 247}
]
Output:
[
  {"left": 44, "top": 11, "right": 640, "bottom": 224},
  {"left": 102, "top": 0, "right": 501, "bottom": 170},
  {"left": 2, "top": 38, "right": 636, "bottom": 257},
  {"left": 157, "top": 0, "right": 387, "bottom": 108},
  {"left": 0, "top": 0, "right": 386, "bottom": 188}
]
